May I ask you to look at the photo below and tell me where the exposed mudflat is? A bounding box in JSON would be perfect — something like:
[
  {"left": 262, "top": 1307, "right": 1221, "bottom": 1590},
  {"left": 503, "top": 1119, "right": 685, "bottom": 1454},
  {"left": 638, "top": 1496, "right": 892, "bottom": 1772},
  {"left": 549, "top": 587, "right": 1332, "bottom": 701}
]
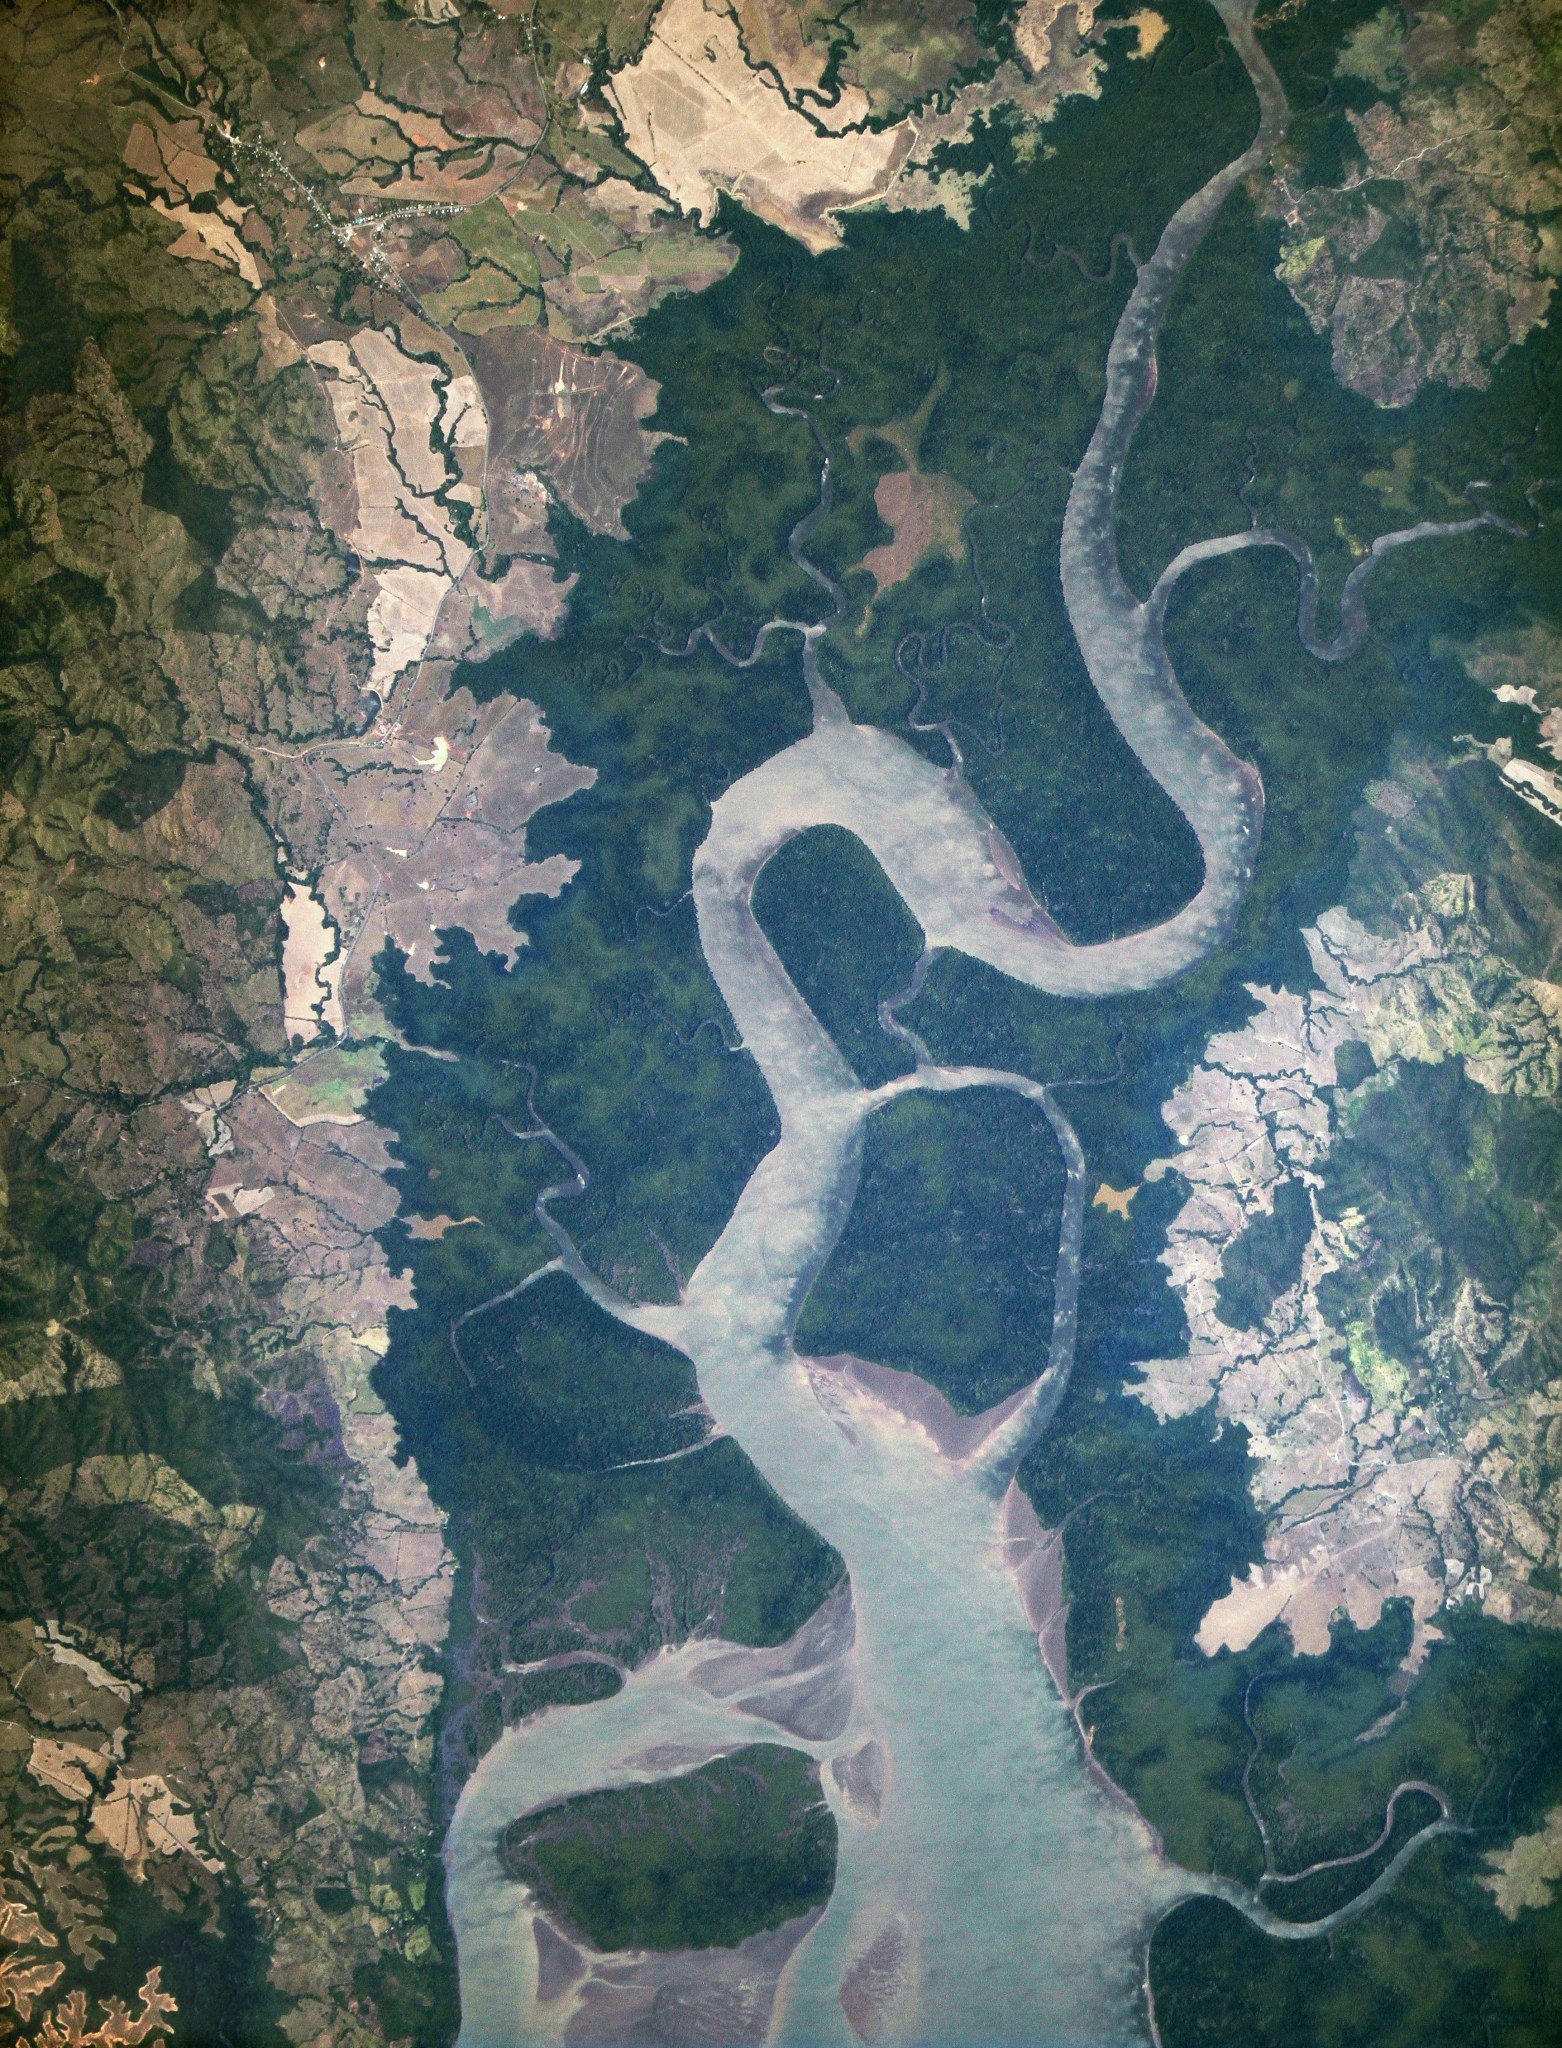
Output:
[{"left": 445, "top": 5, "right": 1462, "bottom": 2039}]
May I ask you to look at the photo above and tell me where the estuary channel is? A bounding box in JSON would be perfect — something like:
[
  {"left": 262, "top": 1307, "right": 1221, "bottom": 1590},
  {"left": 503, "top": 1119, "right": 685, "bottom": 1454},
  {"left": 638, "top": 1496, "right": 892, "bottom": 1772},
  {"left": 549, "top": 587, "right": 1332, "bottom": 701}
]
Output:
[{"left": 446, "top": 4, "right": 1480, "bottom": 2039}]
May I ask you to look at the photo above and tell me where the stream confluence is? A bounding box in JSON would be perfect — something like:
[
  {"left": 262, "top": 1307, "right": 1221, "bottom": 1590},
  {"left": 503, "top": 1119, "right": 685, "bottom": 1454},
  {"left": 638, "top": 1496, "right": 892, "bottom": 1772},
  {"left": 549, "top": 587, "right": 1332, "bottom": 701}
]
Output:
[{"left": 445, "top": 7, "right": 1473, "bottom": 2039}]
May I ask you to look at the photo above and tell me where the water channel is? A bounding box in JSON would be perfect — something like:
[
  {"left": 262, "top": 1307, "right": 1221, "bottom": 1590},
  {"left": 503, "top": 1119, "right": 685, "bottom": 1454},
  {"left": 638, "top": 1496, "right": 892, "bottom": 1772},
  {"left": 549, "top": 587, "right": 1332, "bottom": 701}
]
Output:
[{"left": 445, "top": 5, "right": 1480, "bottom": 2037}]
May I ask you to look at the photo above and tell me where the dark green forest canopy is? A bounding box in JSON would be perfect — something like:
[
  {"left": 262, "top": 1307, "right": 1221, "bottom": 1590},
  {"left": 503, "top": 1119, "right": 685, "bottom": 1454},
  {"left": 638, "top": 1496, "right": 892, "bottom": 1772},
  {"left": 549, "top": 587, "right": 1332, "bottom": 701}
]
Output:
[
  {"left": 502, "top": 1745, "right": 837, "bottom": 1952},
  {"left": 4, "top": 0, "right": 1559, "bottom": 2040},
  {"left": 364, "top": 2, "right": 1562, "bottom": 2040},
  {"left": 753, "top": 826, "right": 921, "bottom": 1089},
  {"left": 795, "top": 1087, "right": 1066, "bottom": 1412}
]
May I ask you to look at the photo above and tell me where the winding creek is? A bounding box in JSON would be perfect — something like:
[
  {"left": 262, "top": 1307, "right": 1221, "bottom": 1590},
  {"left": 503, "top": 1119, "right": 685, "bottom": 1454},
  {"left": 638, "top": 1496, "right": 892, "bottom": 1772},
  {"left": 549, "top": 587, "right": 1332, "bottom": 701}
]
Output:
[{"left": 445, "top": 5, "right": 1486, "bottom": 2039}]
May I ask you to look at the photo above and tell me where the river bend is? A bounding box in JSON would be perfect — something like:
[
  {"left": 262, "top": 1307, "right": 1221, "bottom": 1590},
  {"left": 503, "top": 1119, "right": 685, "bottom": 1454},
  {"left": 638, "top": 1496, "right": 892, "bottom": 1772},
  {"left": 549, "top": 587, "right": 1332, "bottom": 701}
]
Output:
[{"left": 445, "top": 5, "right": 1478, "bottom": 2039}]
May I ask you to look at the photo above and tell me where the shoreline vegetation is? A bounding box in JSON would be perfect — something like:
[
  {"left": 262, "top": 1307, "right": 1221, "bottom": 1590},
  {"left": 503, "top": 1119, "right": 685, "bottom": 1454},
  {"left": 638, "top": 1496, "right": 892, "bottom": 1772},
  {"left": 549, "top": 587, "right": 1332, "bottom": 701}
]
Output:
[
  {"left": 442, "top": 0, "right": 1562, "bottom": 2039},
  {"left": 3, "top": 0, "right": 1560, "bottom": 2040}
]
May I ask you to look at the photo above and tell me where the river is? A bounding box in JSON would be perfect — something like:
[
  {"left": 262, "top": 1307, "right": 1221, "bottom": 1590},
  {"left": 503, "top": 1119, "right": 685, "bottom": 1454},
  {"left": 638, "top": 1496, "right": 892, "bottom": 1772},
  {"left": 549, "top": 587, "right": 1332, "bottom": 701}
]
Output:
[{"left": 444, "top": 4, "right": 1471, "bottom": 2039}]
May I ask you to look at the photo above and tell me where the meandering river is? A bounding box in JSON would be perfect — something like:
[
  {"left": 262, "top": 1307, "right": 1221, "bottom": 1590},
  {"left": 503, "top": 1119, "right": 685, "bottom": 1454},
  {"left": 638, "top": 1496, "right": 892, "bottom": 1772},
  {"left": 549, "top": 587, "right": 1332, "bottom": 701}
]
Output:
[{"left": 444, "top": 5, "right": 1475, "bottom": 2039}]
